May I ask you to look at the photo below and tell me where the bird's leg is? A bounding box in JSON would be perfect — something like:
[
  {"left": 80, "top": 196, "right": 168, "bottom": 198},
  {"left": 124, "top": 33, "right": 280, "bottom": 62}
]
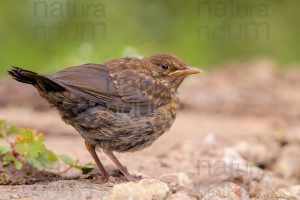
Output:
[
  {"left": 103, "top": 149, "right": 137, "bottom": 181},
  {"left": 85, "top": 141, "right": 109, "bottom": 180}
]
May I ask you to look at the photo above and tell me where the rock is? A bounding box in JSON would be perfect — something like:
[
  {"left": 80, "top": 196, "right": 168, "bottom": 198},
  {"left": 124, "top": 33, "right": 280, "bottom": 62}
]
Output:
[
  {"left": 196, "top": 182, "right": 249, "bottom": 200},
  {"left": 202, "top": 132, "right": 216, "bottom": 147},
  {"left": 279, "top": 185, "right": 300, "bottom": 199},
  {"left": 159, "top": 173, "right": 194, "bottom": 192},
  {"left": 0, "top": 180, "right": 110, "bottom": 200},
  {"left": 233, "top": 140, "right": 279, "bottom": 165},
  {"left": 220, "top": 147, "right": 295, "bottom": 196},
  {"left": 104, "top": 178, "right": 169, "bottom": 200},
  {"left": 167, "top": 191, "right": 195, "bottom": 200},
  {"left": 255, "top": 187, "right": 296, "bottom": 200},
  {"left": 218, "top": 148, "right": 275, "bottom": 197},
  {"left": 272, "top": 144, "right": 300, "bottom": 178},
  {"left": 222, "top": 148, "right": 265, "bottom": 180},
  {"left": 285, "top": 129, "right": 300, "bottom": 145},
  {"left": 0, "top": 172, "right": 11, "bottom": 185}
]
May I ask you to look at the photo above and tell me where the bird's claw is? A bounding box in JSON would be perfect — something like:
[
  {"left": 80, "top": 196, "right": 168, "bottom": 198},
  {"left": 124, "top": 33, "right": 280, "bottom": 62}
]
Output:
[{"left": 124, "top": 174, "right": 138, "bottom": 182}]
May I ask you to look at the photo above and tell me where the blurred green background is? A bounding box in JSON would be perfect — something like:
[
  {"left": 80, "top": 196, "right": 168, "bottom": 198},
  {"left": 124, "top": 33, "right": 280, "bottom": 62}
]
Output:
[{"left": 0, "top": 0, "right": 299, "bottom": 75}]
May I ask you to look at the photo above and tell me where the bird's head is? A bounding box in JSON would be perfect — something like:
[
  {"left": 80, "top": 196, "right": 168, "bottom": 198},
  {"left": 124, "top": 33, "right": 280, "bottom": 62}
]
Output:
[{"left": 143, "top": 53, "right": 202, "bottom": 91}]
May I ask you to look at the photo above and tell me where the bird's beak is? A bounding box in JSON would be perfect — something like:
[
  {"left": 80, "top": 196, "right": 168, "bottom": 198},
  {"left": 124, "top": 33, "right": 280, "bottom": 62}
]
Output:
[{"left": 168, "top": 66, "right": 202, "bottom": 76}]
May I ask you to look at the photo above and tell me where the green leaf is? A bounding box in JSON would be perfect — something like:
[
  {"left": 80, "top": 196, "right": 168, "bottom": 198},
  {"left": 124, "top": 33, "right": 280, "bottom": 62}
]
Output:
[
  {"left": 26, "top": 150, "right": 58, "bottom": 170},
  {"left": 0, "top": 120, "right": 5, "bottom": 138},
  {"left": 0, "top": 122, "right": 92, "bottom": 173},
  {"left": 13, "top": 160, "right": 23, "bottom": 169},
  {"left": 0, "top": 120, "right": 5, "bottom": 126},
  {"left": 0, "top": 145, "right": 10, "bottom": 154},
  {"left": 59, "top": 154, "right": 74, "bottom": 166},
  {"left": 6, "top": 125, "right": 19, "bottom": 135},
  {"left": 18, "top": 129, "right": 34, "bottom": 143},
  {"left": 81, "top": 163, "right": 94, "bottom": 174},
  {"left": 15, "top": 129, "right": 46, "bottom": 159},
  {"left": 59, "top": 154, "right": 94, "bottom": 172},
  {"left": 48, "top": 150, "right": 58, "bottom": 162},
  {"left": 27, "top": 157, "right": 44, "bottom": 170},
  {"left": 0, "top": 120, "right": 18, "bottom": 138},
  {"left": 2, "top": 154, "right": 14, "bottom": 166},
  {"left": 59, "top": 154, "right": 82, "bottom": 169},
  {"left": 1, "top": 153, "right": 22, "bottom": 169}
]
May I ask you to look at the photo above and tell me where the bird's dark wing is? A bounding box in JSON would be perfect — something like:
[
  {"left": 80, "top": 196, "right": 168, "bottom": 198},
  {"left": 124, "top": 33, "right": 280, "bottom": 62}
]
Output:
[
  {"left": 48, "top": 64, "right": 132, "bottom": 111},
  {"left": 48, "top": 62, "right": 170, "bottom": 114}
]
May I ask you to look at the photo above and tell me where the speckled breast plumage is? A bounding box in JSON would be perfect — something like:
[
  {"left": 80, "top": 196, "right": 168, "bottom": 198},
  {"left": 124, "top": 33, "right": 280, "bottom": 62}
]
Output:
[{"left": 44, "top": 89, "right": 179, "bottom": 152}]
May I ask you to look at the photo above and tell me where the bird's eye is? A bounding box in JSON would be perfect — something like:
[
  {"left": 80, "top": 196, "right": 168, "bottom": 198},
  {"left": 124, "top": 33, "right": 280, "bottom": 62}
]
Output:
[{"left": 161, "top": 63, "right": 169, "bottom": 70}]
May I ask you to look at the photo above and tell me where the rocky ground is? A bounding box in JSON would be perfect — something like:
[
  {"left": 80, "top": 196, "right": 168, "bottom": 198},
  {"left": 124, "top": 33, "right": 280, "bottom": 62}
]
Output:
[{"left": 0, "top": 59, "right": 300, "bottom": 199}]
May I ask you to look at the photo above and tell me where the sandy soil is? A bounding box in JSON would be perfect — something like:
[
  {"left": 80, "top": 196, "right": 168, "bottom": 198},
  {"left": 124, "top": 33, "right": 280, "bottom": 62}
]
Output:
[{"left": 1, "top": 60, "right": 300, "bottom": 199}]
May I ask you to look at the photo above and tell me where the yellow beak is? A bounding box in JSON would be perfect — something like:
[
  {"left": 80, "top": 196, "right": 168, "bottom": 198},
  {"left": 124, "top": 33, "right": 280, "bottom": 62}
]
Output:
[{"left": 168, "top": 66, "right": 202, "bottom": 76}]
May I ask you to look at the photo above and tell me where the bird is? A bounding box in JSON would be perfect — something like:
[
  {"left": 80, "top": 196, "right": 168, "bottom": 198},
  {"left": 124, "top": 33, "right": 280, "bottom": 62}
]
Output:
[{"left": 8, "top": 53, "right": 201, "bottom": 181}]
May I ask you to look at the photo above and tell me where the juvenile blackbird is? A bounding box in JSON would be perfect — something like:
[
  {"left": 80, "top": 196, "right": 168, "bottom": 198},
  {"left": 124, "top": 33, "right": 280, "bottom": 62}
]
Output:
[{"left": 8, "top": 53, "right": 201, "bottom": 181}]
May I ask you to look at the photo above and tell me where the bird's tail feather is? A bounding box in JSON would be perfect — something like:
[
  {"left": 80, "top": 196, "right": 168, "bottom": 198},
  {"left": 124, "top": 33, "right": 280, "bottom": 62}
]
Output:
[{"left": 8, "top": 66, "right": 65, "bottom": 92}]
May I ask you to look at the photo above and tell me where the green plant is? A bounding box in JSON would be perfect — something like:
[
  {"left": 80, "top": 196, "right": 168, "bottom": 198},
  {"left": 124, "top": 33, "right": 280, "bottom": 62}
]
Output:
[{"left": 0, "top": 120, "right": 93, "bottom": 174}]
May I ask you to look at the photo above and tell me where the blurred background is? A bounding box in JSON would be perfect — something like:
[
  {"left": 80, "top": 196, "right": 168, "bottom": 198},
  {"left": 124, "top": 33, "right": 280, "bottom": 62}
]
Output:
[{"left": 0, "top": 0, "right": 299, "bottom": 74}]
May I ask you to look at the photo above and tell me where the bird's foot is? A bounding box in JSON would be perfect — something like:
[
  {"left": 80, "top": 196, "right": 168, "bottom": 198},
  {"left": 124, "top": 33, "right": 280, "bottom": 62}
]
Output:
[
  {"left": 100, "top": 173, "right": 110, "bottom": 182},
  {"left": 124, "top": 174, "right": 138, "bottom": 182}
]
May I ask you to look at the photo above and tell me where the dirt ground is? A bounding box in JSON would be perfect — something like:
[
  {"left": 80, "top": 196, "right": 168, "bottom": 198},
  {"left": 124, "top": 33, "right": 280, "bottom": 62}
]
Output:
[{"left": 1, "top": 59, "right": 300, "bottom": 199}]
